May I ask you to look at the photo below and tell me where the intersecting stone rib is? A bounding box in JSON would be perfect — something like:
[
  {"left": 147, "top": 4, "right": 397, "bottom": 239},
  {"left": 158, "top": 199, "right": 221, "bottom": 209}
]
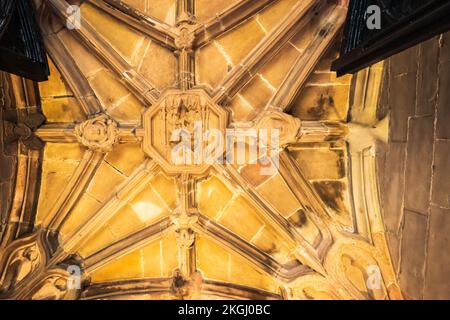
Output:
[
  {"left": 214, "top": 163, "right": 326, "bottom": 275},
  {"left": 194, "top": 214, "right": 309, "bottom": 282},
  {"left": 44, "top": 33, "right": 103, "bottom": 115},
  {"left": 277, "top": 151, "right": 334, "bottom": 258},
  {"left": 268, "top": 5, "right": 348, "bottom": 111},
  {"left": 297, "top": 121, "right": 348, "bottom": 143},
  {"left": 47, "top": 0, "right": 159, "bottom": 106},
  {"left": 212, "top": 0, "right": 322, "bottom": 104},
  {"left": 278, "top": 151, "right": 332, "bottom": 222},
  {"left": 173, "top": 173, "right": 197, "bottom": 277},
  {"left": 57, "top": 160, "right": 159, "bottom": 259},
  {"left": 88, "top": 0, "right": 177, "bottom": 50},
  {"left": 194, "top": 0, "right": 275, "bottom": 48},
  {"left": 175, "top": 0, "right": 196, "bottom": 91},
  {"left": 43, "top": 150, "right": 105, "bottom": 231},
  {"left": 35, "top": 123, "right": 142, "bottom": 143},
  {"left": 84, "top": 217, "right": 173, "bottom": 273}
]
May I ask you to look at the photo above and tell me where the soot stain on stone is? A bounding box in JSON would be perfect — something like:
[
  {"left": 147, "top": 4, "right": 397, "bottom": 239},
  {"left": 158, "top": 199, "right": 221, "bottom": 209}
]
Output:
[
  {"left": 307, "top": 94, "right": 335, "bottom": 119},
  {"left": 288, "top": 209, "right": 308, "bottom": 228},
  {"left": 313, "top": 181, "right": 346, "bottom": 214}
]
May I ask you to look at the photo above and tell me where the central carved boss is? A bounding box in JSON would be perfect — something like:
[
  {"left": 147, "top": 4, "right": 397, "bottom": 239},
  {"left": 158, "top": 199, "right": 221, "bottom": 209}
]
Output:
[{"left": 143, "top": 89, "right": 229, "bottom": 174}]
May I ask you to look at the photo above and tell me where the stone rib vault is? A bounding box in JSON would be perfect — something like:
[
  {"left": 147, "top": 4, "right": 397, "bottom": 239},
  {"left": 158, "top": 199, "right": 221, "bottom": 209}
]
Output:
[{"left": 0, "top": 0, "right": 402, "bottom": 300}]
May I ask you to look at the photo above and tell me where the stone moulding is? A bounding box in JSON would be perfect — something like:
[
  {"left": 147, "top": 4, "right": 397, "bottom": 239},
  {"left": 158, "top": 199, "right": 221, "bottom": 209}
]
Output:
[{"left": 254, "top": 110, "right": 302, "bottom": 146}]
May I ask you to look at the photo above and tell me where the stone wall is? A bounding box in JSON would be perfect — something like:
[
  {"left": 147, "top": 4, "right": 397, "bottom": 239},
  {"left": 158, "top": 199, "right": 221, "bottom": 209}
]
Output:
[
  {"left": 378, "top": 31, "right": 450, "bottom": 299},
  {"left": 0, "top": 73, "right": 17, "bottom": 236}
]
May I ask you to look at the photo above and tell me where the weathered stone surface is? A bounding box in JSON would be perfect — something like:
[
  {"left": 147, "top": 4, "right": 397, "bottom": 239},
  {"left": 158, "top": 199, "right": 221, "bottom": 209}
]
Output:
[
  {"left": 0, "top": 181, "right": 13, "bottom": 224},
  {"left": 416, "top": 37, "right": 439, "bottom": 116},
  {"left": 0, "top": 155, "right": 15, "bottom": 182},
  {"left": 404, "top": 116, "right": 434, "bottom": 214},
  {"left": 436, "top": 61, "right": 450, "bottom": 139},
  {"left": 399, "top": 211, "right": 427, "bottom": 299},
  {"left": 439, "top": 31, "right": 450, "bottom": 64},
  {"left": 432, "top": 140, "right": 450, "bottom": 208},
  {"left": 377, "top": 60, "right": 390, "bottom": 120},
  {"left": 0, "top": 103, "right": 16, "bottom": 226},
  {"left": 388, "top": 73, "right": 416, "bottom": 142},
  {"left": 290, "top": 147, "right": 346, "bottom": 180},
  {"left": 424, "top": 206, "right": 450, "bottom": 299},
  {"left": 386, "top": 231, "right": 400, "bottom": 272},
  {"left": 380, "top": 32, "right": 450, "bottom": 299},
  {"left": 381, "top": 142, "right": 406, "bottom": 233},
  {"left": 390, "top": 46, "right": 419, "bottom": 76}
]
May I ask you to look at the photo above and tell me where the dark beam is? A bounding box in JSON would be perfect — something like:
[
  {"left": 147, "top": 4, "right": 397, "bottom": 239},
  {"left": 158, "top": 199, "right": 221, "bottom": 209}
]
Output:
[
  {"left": 332, "top": 0, "right": 450, "bottom": 76},
  {"left": 0, "top": 0, "right": 49, "bottom": 81}
]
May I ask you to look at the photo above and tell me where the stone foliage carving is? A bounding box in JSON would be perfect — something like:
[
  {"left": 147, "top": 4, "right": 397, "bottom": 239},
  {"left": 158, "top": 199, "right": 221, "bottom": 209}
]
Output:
[
  {"left": 175, "top": 26, "right": 195, "bottom": 51},
  {"left": 74, "top": 114, "right": 119, "bottom": 152}
]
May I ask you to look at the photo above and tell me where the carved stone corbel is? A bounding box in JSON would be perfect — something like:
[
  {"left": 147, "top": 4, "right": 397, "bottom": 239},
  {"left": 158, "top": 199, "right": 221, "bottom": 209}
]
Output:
[
  {"left": 74, "top": 114, "right": 119, "bottom": 152},
  {"left": 324, "top": 238, "right": 402, "bottom": 300},
  {"left": 0, "top": 231, "right": 84, "bottom": 300},
  {"left": 3, "top": 113, "right": 46, "bottom": 150},
  {"left": 171, "top": 269, "right": 203, "bottom": 300},
  {"left": 174, "top": 22, "right": 196, "bottom": 90},
  {"left": 16, "top": 266, "right": 83, "bottom": 300},
  {"left": 0, "top": 232, "right": 49, "bottom": 298},
  {"left": 288, "top": 273, "right": 349, "bottom": 300}
]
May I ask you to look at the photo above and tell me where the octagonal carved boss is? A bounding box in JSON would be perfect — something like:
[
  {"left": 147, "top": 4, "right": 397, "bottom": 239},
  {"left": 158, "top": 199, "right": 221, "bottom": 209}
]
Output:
[{"left": 143, "top": 89, "right": 229, "bottom": 174}]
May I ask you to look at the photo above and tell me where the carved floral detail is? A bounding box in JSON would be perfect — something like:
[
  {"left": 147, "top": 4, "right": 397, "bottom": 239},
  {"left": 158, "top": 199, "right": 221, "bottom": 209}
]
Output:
[
  {"left": 175, "top": 26, "right": 195, "bottom": 51},
  {"left": 175, "top": 228, "right": 196, "bottom": 249},
  {"left": 74, "top": 114, "right": 119, "bottom": 152}
]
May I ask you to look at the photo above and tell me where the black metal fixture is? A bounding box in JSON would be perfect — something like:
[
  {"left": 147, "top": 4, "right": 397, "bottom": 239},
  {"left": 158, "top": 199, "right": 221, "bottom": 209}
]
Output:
[
  {"left": 0, "top": 0, "right": 49, "bottom": 81},
  {"left": 332, "top": 0, "right": 450, "bottom": 76}
]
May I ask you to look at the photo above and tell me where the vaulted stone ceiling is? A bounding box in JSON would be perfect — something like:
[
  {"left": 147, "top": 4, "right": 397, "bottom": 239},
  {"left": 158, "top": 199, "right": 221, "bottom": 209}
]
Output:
[{"left": 0, "top": 0, "right": 402, "bottom": 300}]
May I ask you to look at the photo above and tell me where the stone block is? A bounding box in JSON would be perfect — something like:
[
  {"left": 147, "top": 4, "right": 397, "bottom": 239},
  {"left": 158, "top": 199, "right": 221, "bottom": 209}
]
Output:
[
  {"left": 404, "top": 116, "right": 434, "bottom": 214},
  {"left": 437, "top": 61, "right": 450, "bottom": 139},
  {"left": 399, "top": 210, "right": 427, "bottom": 299},
  {"left": 424, "top": 206, "right": 450, "bottom": 299},
  {"left": 388, "top": 73, "right": 416, "bottom": 142},
  {"left": 439, "top": 31, "right": 450, "bottom": 64},
  {"left": 390, "top": 46, "right": 419, "bottom": 76},
  {"left": 381, "top": 142, "right": 406, "bottom": 233},
  {"left": 432, "top": 140, "right": 450, "bottom": 208},
  {"left": 416, "top": 37, "right": 440, "bottom": 116}
]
